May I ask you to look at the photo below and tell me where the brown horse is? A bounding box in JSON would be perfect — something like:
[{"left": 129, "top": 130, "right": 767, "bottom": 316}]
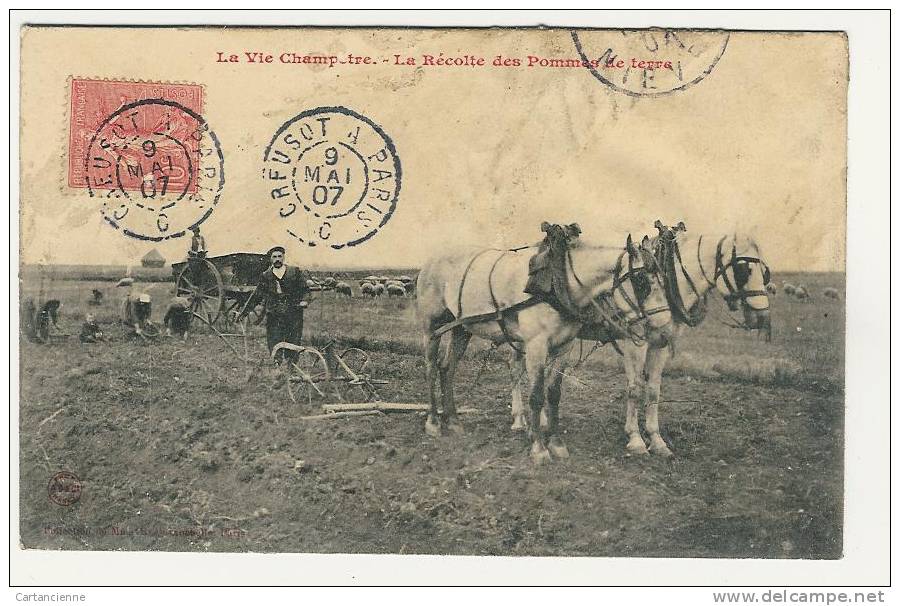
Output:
[{"left": 416, "top": 234, "right": 673, "bottom": 464}]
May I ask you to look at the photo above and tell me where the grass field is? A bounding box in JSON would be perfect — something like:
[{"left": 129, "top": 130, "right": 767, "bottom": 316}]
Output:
[{"left": 18, "top": 270, "right": 844, "bottom": 558}]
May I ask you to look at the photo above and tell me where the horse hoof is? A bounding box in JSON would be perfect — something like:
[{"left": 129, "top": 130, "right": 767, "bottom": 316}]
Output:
[
  {"left": 446, "top": 421, "right": 465, "bottom": 436},
  {"left": 548, "top": 438, "right": 570, "bottom": 459},
  {"left": 510, "top": 415, "right": 528, "bottom": 432},
  {"left": 424, "top": 417, "right": 442, "bottom": 437},
  {"left": 625, "top": 436, "right": 649, "bottom": 455},
  {"left": 649, "top": 436, "right": 674, "bottom": 457},
  {"left": 530, "top": 444, "right": 552, "bottom": 465}
]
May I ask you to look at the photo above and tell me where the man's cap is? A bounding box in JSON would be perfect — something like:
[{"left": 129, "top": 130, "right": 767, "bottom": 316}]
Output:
[
  {"left": 267, "top": 246, "right": 286, "bottom": 256},
  {"left": 138, "top": 293, "right": 151, "bottom": 303}
]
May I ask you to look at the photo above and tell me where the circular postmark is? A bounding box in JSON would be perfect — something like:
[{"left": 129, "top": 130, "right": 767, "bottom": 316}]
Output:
[
  {"left": 262, "top": 106, "right": 401, "bottom": 249},
  {"left": 570, "top": 29, "right": 730, "bottom": 97},
  {"left": 84, "top": 99, "right": 225, "bottom": 242},
  {"left": 48, "top": 471, "right": 82, "bottom": 506}
]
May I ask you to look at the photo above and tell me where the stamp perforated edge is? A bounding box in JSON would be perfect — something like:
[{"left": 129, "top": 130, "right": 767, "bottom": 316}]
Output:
[{"left": 61, "top": 76, "right": 206, "bottom": 195}]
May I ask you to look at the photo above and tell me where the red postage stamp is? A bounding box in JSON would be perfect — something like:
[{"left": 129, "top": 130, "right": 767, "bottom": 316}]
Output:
[{"left": 67, "top": 78, "right": 204, "bottom": 190}]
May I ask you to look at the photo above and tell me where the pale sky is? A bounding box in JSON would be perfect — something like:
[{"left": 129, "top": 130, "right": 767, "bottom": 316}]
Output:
[{"left": 20, "top": 27, "right": 847, "bottom": 271}]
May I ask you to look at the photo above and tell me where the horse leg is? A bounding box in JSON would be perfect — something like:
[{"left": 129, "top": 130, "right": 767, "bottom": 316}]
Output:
[
  {"left": 524, "top": 340, "right": 551, "bottom": 465},
  {"left": 423, "top": 333, "right": 442, "bottom": 437},
  {"left": 621, "top": 341, "right": 649, "bottom": 455},
  {"left": 441, "top": 326, "right": 471, "bottom": 435},
  {"left": 545, "top": 355, "right": 569, "bottom": 459},
  {"left": 510, "top": 350, "right": 528, "bottom": 431},
  {"left": 510, "top": 351, "right": 528, "bottom": 432},
  {"left": 644, "top": 344, "right": 674, "bottom": 457}
]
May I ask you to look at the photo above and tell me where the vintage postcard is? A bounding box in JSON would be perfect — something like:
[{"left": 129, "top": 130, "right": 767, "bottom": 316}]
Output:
[{"left": 14, "top": 20, "right": 866, "bottom": 584}]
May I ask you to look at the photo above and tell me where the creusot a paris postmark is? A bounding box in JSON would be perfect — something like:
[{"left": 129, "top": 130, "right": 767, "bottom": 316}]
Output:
[{"left": 262, "top": 106, "right": 401, "bottom": 250}]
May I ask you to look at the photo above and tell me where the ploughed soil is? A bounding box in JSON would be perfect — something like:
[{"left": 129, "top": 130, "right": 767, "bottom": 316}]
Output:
[{"left": 19, "top": 331, "right": 842, "bottom": 558}]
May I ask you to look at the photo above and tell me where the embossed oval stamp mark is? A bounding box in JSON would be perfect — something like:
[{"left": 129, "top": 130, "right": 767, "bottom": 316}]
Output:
[
  {"left": 48, "top": 471, "right": 82, "bottom": 506},
  {"left": 571, "top": 29, "right": 730, "bottom": 97},
  {"left": 84, "top": 98, "right": 225, "bottom": 242},
  {"left": 263, "top": 106, "right": 401, "bottom": 249}
]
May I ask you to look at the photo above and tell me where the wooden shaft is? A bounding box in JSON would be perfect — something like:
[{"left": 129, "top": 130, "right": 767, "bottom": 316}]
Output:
[
  {"left": 321, "top": 403, "right": 480, "bottom": 414},
  {"left": 300, "top": 410, "right": 383, "bottom": 420}
]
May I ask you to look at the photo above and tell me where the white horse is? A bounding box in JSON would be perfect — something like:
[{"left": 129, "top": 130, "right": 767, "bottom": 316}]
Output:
[
  {"left": 509, "top": 230, "right": 772, "bottom": 457},
  {"left": 416, "top": 233, "right": 673, "bottom": 464}
]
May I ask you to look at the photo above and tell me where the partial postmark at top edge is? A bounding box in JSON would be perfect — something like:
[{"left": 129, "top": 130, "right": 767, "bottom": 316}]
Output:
[{"left": 570, "top": 29, "right": 730, "bottom": 98}]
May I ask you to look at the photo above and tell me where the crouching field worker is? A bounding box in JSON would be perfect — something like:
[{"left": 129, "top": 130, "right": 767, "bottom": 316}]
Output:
[
  {"left": 164, "top": 296, "right": 193, "bottom": 340},
  {"left": 237, "top": 246, "right": 310, "bottom": 363},
  {"left": 79, "top": 313, "right": 104, "bottom": 343},
  {"left": 21, "top": 298, "right": 62, "bottom": 343},
  {"left": 121, "top": 292, "right": 155, "bottom": 339}
]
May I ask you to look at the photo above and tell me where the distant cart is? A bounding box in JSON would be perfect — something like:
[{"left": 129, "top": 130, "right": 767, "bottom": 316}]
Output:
[
  {"left": 171, "top": 253, "right": 272, "bottom": 327},
  {"left": 171, "top": 252, "right": 333, "bottom": 327}
]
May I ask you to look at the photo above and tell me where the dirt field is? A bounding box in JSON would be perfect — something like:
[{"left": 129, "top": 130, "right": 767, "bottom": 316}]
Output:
[{"left": 18, "top": 272, "right": 844, "bottom": 558}]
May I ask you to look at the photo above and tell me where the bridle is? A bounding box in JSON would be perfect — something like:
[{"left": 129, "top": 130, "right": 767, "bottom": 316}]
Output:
[
  {"left": 653, "top": 233, "right": 707, "bottom": 327},
  {"left": 568, "top": 243, "right": 670, "bottom": 345},
  {"left": 702, "top": 236, "right": 771, "bottom": 312},
  {"left": 654, "top": 231, "right": 771, "bottom": 334},
  {"left": 612, "top": 248, "right": 671, "bottom": 320}
]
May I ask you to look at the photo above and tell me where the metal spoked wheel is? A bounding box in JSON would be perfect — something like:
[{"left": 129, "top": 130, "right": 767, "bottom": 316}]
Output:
[
  {"left": 336, "top": 347, "right": 382, "bottom": 402},
  {"left": 286, "top": 348, "right": 331, "bottom": 406},
  {"left": 176, "top": 259, "right": 224, "bottom": 326}
]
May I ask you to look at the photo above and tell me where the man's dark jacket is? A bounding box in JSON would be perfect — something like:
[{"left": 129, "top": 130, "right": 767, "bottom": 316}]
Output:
[
  {"left": 244, "top": 265, "right": 310, "bottom": 354},
  {"left": 246, "top": 265, "right": 309, "bottom": 316}
]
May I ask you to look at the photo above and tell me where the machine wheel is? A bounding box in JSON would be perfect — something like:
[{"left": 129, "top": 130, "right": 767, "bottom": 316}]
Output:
[
  {"left": 336, "top": 348, "right": 381, "bottom": 402},
  {"left": 285, "top": 347, "right": 331, "bottom": 406},
  {"left": 176, "top": 259, "right": 224, "bottom": 326}
]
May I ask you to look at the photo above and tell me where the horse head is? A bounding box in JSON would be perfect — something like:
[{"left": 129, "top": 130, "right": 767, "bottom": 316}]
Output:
[
  {"left": 713, "top": 234, "right": 772, "bottom": 335},
  {"left": 620, "top": 234, "right": 672, "bottom": 337}
]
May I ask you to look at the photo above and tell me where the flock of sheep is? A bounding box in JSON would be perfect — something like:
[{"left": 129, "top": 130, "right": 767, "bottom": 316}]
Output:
[
  {"left": 307, "top": 274, "right": 415, "bottom": 298},
  {"left": 359, "top": 275, "right": 415, "bottom": 298},
  {"left": 776, "top": 282, "right": 841, "bottom": 301},
  {"left": 307, "top": 274, "right": 840, "bottom": 303}
]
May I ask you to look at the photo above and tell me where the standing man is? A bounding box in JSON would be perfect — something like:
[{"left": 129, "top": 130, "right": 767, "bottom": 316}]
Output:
[{"left": 238, "top": 246, "right": 309, "bottom": 361}]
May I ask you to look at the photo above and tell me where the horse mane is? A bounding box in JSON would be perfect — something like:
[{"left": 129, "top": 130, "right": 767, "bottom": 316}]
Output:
[{"left": 727, "top": 233, "right": 765, "bottom": 260}]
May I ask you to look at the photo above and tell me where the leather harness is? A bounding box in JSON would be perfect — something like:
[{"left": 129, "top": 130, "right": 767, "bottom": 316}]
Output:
[
  {"left": 430, "top": 243, "right": 668, "bottom": 350},
  {"left": 656, "top": 233, "right": 771, "bottom": 329}
]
